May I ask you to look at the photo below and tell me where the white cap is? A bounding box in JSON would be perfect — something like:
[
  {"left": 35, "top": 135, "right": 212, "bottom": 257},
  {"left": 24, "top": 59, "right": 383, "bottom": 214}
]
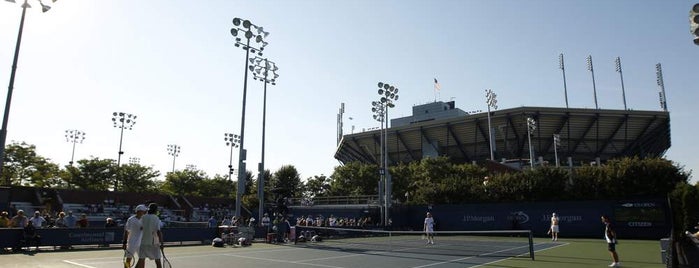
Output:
[
  {"left": 135, "top": 204, "right": 148, "bottom": 212},
  {"left": 552, "top": 212, "right": 557, "bottom": 216}
]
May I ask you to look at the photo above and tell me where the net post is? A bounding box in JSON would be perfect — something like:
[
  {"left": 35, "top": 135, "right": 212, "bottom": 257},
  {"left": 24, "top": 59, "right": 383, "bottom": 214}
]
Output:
[{"left": 528, "top": 230, "right": 535, "bottom": 260}]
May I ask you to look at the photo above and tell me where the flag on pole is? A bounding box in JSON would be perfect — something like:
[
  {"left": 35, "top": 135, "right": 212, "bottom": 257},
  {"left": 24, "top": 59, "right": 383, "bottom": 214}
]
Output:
[{"left": 434, "top": 78, "right": 441, "bottom": 91}]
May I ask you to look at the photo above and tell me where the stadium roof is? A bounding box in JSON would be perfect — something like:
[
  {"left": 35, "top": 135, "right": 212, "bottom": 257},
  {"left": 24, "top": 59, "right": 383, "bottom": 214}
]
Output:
[{"left": 335, "top": 106, "right": 670, "bottom": 167}]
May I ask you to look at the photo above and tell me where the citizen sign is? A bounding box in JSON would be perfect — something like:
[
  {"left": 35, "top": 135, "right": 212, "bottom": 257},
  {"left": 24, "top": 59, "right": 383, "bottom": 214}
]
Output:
[{"left": 628, "top": 222, "right": 652, "bottom": 227}]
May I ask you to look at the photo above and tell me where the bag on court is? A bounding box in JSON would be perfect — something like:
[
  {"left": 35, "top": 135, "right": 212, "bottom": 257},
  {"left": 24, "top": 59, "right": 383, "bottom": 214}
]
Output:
[{"left": 212, "top": 237, "right": 224, "bottom": 247}]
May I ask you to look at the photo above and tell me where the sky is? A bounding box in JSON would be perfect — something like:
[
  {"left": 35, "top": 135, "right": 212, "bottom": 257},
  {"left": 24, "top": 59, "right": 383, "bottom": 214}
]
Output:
[{"left": 0, "top": 0, "right": 697, "bottom": 184}]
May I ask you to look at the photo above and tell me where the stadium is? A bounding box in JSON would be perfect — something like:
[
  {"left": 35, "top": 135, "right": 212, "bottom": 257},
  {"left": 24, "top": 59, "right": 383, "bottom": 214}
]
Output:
[{"left": 335, "top": 100, "right": 671, "bottom": 169}]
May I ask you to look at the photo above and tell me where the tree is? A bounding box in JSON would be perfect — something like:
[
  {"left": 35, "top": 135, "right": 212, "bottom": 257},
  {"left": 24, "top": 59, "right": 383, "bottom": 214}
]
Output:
[
  {"left": 1, "top": 142, "right": 61, "bottom": 187},
  {"left": 197, "top": 174, "right": 235, "bottom": 198},
  {"left": 162, "top": 169, "right": 206, "bottom": 196},
  {"left": 328, "top": 162, "right": 379, "bottom": 196},
  {"left": 68, "top": 157, "right": 116, "bottom": 191},
  {"left": 118, "top": 163, "right": 161, "bottom": 193},
  {"left": 268, "top": 165, "right": 303, "bottom": 199},
  {"left": 303, "top": 174, "right": 330, "bottom": 198}
]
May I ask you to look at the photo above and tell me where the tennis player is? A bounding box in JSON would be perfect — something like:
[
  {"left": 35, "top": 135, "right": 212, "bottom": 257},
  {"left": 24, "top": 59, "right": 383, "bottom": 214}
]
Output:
[
  {"left": 136, "top": 203, "right": 164, "bottom": 268},
  {"left": 424, "top": 212, "right": 435, "bottom": 245},
  {"left": 123, "top": 204, "right": 147, "bottom": 267},
  {"left": 550, "top": 212, "right": 559, "bottom": 241}
]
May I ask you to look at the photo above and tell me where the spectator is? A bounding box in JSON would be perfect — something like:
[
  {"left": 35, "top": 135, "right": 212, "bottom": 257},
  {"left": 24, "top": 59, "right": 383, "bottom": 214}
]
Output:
[
  {"left": 221, "top": 216, "right": 231, "bottom": 226},
  {"left": 10, "top": 209, "right": 28, "bottom": 228},
  {"left": 63, "top": 211, "right": 77, "bottom": 228},
  {"left": 30, "top": 211, "right": 46, "bottom": 228},
  {"left": 208, "top": 216, "right": 217, "bottom": 228},
  {"left": 54, "top": 212, "right": 67, "bottom": 228},
  {"left": 261, "top": 213, "right": 271, "bottom": 230},
  {"left": 22, "top": 220, "right": 41, "bottom": 251},
  {"left": 0, "top": 211, "right": 9, "bottom": 228},
  {"left": 105, "top": 217, "right": 117, "bottom": 228},
  {"left": 77, "top": 213, "right": 89, "bottom": 228}
]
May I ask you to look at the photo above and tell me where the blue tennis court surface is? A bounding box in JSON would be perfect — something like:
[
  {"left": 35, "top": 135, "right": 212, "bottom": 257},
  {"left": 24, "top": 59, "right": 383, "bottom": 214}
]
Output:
[{"left": 42, "top": 241, "right": 562, "bottom": 268}]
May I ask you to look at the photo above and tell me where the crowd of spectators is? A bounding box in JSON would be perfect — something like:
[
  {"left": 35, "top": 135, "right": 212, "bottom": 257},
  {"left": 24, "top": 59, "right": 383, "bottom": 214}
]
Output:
[{"left": 295, "top": 214, "right": 375, "bottom": 228}]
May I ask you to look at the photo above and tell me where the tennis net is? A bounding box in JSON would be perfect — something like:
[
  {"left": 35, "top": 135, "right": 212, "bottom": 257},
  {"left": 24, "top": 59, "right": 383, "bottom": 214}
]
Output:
[{"left": 293, "top": 226, "right": 535, "bottom": 260}]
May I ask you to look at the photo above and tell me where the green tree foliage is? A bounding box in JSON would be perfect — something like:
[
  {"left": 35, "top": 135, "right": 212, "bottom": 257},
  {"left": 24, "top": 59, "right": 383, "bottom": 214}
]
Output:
[
  {"left": 327, "top": 162, "right": 379, "bottom": 196},
  {"left": 389, "top": 157, "right": 487, "bottom": 205},
  {"left": 68, "top": 157, "right": 116, "bottom": 191},
  {"left": 303, "top": 174, "right": 330, "bottom": 198},
  {"left": 669, "top": 183, "right": 699, "bottom": 237},
  {"left": 162, "top": 169, "right": 206, "bottom": 196},
  {"left": 118, "top": 163, "right": 161, "bottom": 193},
  {"left": 198, "top": 174, "right": 235, "bottom": 198},
  {"left": 268, "top": 165, "right": 302, "bottom": 199},
  {"left": 1, "top": 142, "right": 61, "bottom": 187}
]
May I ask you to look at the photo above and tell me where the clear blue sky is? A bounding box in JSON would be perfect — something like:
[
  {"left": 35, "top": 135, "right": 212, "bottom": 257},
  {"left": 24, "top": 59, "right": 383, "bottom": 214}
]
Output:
[{"left": 1, "top": 0, "right": 697, "bottom": 183}]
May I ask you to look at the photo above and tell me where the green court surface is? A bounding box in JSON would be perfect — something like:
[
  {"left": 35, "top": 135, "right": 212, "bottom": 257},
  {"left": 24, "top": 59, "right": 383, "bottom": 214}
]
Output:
[
  {"left": 1, "top": 238, "right": 664, "bottom": 268},
  {"left": 482, "top": 238, "right": 665, "bottom": 268}
]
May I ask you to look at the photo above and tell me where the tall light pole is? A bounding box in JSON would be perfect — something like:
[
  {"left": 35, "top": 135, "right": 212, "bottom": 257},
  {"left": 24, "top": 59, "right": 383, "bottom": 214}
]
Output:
[
  {"left": 0, "top": 0, "right": 57, "bottom": 185},
  {"left": 371, "top": 99, "right": 385, "bottom": 225},
  {"left": 378, "top": 81, "right": 398, "bottom": 226},
  {"left": 485, "top": 89, "right": 498, "bottom": 161},
  {"left": 559, "top": 53, "right": 569, "bottom": 109},
  {"left": 553, "top": 134, "right": 560, "bottom": 167},
  {"left": 656, "top": 63, "right": 668, "bottom": 111},
  {"left": 224, "top": 133, "right": 240, "bottom": 182},
  {"left": 250, "top": 56, "right": 279, "bottom": 220},
  {"left": 230, "top": 17, "right": 269, "bottom": 218},
  {"left": 527, "top": 117, "right": 536, "bottom": 168},
  {"left": 167, "top": 144, "right": 180, "bottom": 173},
  {"left": 112, "top": 112, "right": 136, "bottom": 191},
  {"left": 615, "top": 57, "right": 628, "bottom": 110},
  {"left": 586, "top": 55, "right": 599, "bottom": 109},
  {"left": 65, "top": 129, "right": 85, "bottom": 166}
]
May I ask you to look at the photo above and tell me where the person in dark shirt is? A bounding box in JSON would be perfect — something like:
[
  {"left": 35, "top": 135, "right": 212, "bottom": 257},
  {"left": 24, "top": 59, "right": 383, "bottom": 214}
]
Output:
[
  {"left": 23, "top": 220, "right": 41, "bottom": 251},
  {"left": 601, "top": 215, "right": 620, "bottom": 267},
  {"left": 105, "top": 217, "right": 117, "bottom": 228}
]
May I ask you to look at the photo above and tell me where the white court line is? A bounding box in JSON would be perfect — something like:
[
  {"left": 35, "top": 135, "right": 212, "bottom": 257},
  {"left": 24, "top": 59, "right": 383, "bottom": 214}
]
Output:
[
  {"left": 223, "top": 252, "right": 346, "bottom": 268},
  {"left": 469, "top": 242, "right": 570, "bottom": 268},
  {"left": 62, "top": 260, "right": 97, "bottom": 268},
  {"left": 409, "top": 242, "right": 539, "bottom": 268}
]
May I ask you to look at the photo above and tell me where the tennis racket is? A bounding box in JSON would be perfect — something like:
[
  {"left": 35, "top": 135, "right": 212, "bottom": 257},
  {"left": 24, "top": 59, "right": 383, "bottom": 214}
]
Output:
[
  {"left": 161, "top": 247, "right": 172, "bottom": 268},
  {"left": 123, "top": 249, "right": 134, "bottom": 268}
]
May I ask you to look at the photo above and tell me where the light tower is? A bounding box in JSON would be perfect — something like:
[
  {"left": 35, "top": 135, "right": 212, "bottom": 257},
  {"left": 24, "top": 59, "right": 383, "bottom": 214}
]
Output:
[
  {"left": 485, "top": 89, "right": 498, "bottom": 160},
  {"left": 65, "top": 129, "right": 85, "bottom": 166}
]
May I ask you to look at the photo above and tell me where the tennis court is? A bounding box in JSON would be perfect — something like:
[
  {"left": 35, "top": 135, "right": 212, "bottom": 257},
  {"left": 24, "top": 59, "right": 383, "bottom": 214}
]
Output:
[{"left": 3, "top": 230, "right": 562, "bottom": 268}]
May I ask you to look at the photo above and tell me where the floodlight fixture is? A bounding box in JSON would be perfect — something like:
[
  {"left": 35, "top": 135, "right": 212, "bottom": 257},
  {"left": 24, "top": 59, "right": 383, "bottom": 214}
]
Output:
[
  {"left": 65, "top": 129, "right": 85, "bottom": 166},
  {"left": 111, "top": 111, "right": 137, "bottom": 190}
]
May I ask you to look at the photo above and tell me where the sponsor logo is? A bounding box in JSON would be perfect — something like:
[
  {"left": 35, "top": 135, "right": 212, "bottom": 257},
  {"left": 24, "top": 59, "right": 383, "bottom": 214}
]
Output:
[
  {"left": 508, "top": 211, "right": 529, "bottom": 224},
  {"left": 462, "top": 215, "right": 495, "bottom": 223},
  {"left": 67, "top": 231, "right": 116, "bottom": 243},
  {"left": 541, "top": 215, "right": 583, "bottom": 223},
  {"left": 628, "top": 222, "right": 653, "bottom": 227},
  {"left": 621, "top": 202, "right": 656, "bottom": 208}
]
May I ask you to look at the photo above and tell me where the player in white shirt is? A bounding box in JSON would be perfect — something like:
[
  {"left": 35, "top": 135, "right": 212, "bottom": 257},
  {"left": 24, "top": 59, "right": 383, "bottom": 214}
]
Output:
[
  {"left": 136, "top": 203, "right": 163, "bottom": 268},
  {"left": 424, "top": 212, "right": 435, "bottom": 245},
  {"left": 123, "top": 204, "right": 147, "bottom": 267}
]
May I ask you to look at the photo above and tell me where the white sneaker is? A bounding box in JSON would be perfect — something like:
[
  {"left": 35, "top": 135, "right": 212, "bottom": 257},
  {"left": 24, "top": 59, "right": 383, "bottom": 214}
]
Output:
[{"left": 608, "top": 262, "right": 619, "bottom": 267}]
